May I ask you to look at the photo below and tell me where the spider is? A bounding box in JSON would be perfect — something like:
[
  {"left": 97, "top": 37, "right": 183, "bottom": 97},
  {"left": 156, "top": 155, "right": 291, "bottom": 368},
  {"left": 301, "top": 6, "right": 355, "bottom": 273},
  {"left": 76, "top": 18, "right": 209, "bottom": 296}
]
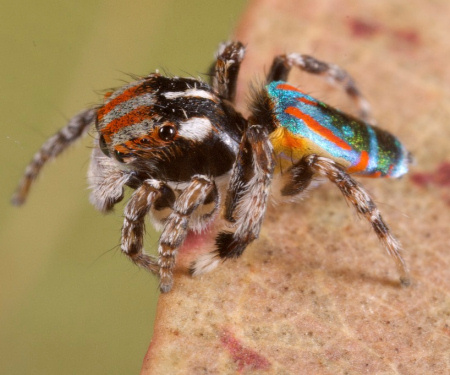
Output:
[{"left": 12, "top": 41, "right": 411, "bottom": 292}]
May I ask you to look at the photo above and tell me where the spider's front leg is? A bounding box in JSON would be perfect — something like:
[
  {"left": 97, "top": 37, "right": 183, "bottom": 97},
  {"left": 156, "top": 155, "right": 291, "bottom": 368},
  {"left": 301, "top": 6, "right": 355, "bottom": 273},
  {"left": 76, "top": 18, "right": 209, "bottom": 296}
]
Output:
[
  {"left": 282, "top": 155, "right": 410, "bottom": 286},
  {"left": 121, "top": 179, "right": 176, "bottom": 276},
  {"left": 191, "top": 125, "right": 275, "bottom": 275},
  {"left": 211, "top": 41, "right": 245, "bottom": 102},
  {"left": 158, "top": 175, "right": 218, "bottom": 293},
  {"left": 267, "top": 53, "right": 373, "bottom": 123}
]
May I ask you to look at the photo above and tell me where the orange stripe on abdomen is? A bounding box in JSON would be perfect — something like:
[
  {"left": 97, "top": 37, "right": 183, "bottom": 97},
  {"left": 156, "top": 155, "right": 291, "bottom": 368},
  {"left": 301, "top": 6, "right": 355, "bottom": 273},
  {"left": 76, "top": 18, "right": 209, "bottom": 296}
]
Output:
[
  {"left": 276, "top": 83, "right": 305, "bottom": 93},
  {"left": 348, "top": 150, "right": 369, "bottom": 173},
  {"left": 285, "top": 106, "right": 352, "bottom": 151},
  {"left": 296, "top": 96, "right": 317, "bottom": 106}
]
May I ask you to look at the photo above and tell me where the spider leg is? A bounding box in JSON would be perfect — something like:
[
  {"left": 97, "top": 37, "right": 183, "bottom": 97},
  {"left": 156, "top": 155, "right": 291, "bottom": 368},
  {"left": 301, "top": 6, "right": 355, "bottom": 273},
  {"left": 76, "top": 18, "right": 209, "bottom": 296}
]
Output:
[
  {"left": 283, "top": 154, "right": 410, "bottom": 286},
  {"left": 211, "top": 41, "right": 246, "bottom": 102},
  {"left": 158, "top": 175, "right": 218, "bottom": 293},
  {"left": 191, "top": 125, "right": 275, "bottom": 276},
  {"left": 11, "top": 108, "right": 97, "bottom": 206},
  {"left": 121, "top": 179, "right": 175, "bottom": 276},
  {"left": 266, "top": 54, "right": 373, "bottom": 123}
]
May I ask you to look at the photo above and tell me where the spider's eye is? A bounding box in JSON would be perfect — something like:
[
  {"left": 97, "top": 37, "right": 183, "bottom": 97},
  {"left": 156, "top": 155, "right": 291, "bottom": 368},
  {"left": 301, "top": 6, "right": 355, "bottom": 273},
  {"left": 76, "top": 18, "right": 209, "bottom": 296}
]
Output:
[
  {"left": 99, "top": 135, "right": 110, "bottom": 157},
  {"left": 114, "top": 149, "right": 130, "bottom": 163},
  {"left": 158, "top": 125, "right": 176, "bottom": 141}
]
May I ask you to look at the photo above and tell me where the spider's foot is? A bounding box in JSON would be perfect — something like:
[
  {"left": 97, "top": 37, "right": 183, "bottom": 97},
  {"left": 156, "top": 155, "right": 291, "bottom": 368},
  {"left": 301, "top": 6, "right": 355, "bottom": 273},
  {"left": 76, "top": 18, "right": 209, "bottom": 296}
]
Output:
[
  {"left": 190, "top": 252, "right": 220, "bottom": 276},
  {"left": 159, "top": 277, "right": 173, "bottom": 293}
]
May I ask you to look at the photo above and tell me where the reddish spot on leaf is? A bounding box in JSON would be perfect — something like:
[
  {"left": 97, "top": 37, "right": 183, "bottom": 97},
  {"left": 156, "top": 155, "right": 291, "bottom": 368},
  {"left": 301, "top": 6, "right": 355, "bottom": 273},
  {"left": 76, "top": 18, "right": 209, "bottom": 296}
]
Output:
[
  {"left": 393, "top": 29, "right": 421, "bottom": 46},
  {"left": 411, "top": 161, "right": 450, "bottom": 205},
  {"left": 410, "top": 172, "right": 434, "bottom": 187},
  {"left": 347, "top": 18, "right": 381, "bottom": 38},
  {"left": 411, "top": 161, "right": 450, "bottom": 188},
  {"left": 347, "top": 17, "right": 420, "bottom": 46},
  {"left": 220, "top": 329, "right": 271, "bottom": 372},
  {"left": 432, "top": 162, "right": 450, "bottom": 187}
]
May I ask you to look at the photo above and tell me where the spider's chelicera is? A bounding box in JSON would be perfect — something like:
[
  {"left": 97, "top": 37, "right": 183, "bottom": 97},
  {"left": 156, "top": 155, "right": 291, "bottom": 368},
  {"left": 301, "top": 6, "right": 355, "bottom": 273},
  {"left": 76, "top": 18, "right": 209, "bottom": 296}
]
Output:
[{"left": 13, "top": 42, "right": 411, "bottom": 292}]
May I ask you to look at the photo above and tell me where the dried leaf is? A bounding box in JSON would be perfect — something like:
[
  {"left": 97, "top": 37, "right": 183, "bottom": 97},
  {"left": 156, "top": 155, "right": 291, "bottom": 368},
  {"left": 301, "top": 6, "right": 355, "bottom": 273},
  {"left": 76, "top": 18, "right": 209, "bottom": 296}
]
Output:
[{"left": 142, "top": 0, "right": 450, "bottom": 373}]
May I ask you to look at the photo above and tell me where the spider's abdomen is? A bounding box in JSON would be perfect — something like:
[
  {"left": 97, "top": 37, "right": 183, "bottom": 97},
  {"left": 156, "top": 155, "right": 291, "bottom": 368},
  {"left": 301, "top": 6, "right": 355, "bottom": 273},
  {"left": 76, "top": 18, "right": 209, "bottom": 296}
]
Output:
[{"left": 265, "top": 81, "right": 410, "bottom": 178}]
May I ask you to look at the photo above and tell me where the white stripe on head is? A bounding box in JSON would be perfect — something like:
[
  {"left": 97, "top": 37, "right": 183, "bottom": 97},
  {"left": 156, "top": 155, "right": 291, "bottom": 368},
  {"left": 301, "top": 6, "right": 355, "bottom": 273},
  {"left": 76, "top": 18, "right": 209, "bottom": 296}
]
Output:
[
  {"left": 163, "top": 89, "right": 215, "bottom": 101},
  {"left": 178, "top": 117, "right": 213, "bottom": 141}
]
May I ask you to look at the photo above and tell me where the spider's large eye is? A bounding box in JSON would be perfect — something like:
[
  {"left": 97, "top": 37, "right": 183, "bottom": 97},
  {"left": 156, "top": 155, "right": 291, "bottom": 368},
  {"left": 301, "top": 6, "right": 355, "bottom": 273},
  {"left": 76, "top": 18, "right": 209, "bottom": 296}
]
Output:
[
  {"left": 99, "top": 135, "right": 110, "bottom": 157},
  {"left": 158, "top": 125, "right": 176, "bottom": 141}
]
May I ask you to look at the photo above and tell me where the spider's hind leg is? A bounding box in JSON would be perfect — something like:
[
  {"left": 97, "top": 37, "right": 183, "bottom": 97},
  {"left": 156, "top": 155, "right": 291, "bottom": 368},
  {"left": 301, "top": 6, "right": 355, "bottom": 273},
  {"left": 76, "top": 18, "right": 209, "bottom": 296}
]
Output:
[
  {"left": 282, "top": 154, "right": 410, "bottom": 286},
  {"left": 266, "top": 53, "right": 373, "bottom": 123}
]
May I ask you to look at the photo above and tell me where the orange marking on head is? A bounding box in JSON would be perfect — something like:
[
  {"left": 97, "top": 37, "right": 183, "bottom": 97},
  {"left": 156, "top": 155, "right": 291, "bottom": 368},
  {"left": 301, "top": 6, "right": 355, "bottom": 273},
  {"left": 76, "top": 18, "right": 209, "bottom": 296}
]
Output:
[
  {"left": 348, "top": 150, "right": 369, "bottom": 173},
  {"left": 296, "top": 96, "right": 317, "bottom": 106},
  {"left": 98, "top": 84, "right": 143, "bottom": 120},
  {"left": 285, "top": 106, "right": 352, "bottom": 151},
  {"left": 276, "top": 83, "right": 306, "bottom": 93},
  {"left": 101, "top": 106, "right": 151, "bottom": 138}
]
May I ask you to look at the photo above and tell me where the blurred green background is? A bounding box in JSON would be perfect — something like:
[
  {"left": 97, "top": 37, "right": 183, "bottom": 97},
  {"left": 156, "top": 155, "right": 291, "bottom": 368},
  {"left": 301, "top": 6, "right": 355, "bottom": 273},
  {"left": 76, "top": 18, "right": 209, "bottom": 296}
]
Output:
[{"left": 0, "top": 1, "right": 246, "bottom": 373}]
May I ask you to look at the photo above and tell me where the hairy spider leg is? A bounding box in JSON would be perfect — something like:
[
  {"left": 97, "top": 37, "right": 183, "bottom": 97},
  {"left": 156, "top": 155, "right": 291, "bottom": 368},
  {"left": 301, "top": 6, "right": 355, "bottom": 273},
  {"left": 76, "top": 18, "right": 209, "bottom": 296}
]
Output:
[
  {"left": 266, "top": 53, "right": 373, "bottom": 123},
  {"left": 282, "top": 154, "right": 410, "bottom": 286},
  {"left": 121, "top": 179, "right": 176, "bottom": 276},
  {"left": 211, "top": 41, "right": 246, "bottom": 103},
  {"left": 12, "top": 108, "right": 97, "bottom": 206},
  {"left": 158, "top": 175, "right": 218, "bottom": 292},
  {"left": 191, "top": 125, "right": 274, "bottom": 276}
]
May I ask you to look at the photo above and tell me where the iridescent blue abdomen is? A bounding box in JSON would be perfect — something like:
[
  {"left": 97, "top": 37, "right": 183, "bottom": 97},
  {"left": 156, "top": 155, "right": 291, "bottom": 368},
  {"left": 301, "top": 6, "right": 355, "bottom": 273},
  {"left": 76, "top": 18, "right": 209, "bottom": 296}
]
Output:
[{"left": 266, "top": 81, "right": 409, "bottom": 178}]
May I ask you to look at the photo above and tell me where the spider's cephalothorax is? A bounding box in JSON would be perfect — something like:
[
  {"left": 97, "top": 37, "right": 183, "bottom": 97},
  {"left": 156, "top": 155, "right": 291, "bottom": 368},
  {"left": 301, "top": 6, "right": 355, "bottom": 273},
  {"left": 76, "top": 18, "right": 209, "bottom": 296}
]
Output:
[{"left": 13, "top": 41, "right": 411, "bottom": 292}]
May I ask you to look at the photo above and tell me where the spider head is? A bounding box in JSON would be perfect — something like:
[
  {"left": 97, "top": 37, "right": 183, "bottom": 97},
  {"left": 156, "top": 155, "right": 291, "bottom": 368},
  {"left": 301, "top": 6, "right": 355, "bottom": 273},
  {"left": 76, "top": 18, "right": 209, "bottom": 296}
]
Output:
[{"left": 96, "top": 74, "right": 246, "bottom": 181}]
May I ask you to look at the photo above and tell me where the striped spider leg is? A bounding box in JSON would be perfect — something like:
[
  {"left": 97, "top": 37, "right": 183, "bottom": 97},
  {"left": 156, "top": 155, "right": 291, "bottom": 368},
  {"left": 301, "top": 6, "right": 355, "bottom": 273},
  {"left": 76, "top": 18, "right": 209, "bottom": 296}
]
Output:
[
  {"left": 158, "top": 175, "right": 218, "bottom": 292},
  {"left": 211, "top": 41, "right": 246, "bottom": 102},
  {"left": 191, "top": 125, "right": 275, "bottom": 275},
  {"left": 281, "top": 155, "right": 410, "bottom": 286}
]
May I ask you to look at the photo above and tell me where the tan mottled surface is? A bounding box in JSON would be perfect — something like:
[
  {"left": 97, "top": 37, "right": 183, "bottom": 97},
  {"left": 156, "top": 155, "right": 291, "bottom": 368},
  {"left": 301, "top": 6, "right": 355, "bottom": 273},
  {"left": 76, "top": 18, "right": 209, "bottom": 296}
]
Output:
[{"left": 143, "top": 0, "right": 450, "bottom": 373}]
